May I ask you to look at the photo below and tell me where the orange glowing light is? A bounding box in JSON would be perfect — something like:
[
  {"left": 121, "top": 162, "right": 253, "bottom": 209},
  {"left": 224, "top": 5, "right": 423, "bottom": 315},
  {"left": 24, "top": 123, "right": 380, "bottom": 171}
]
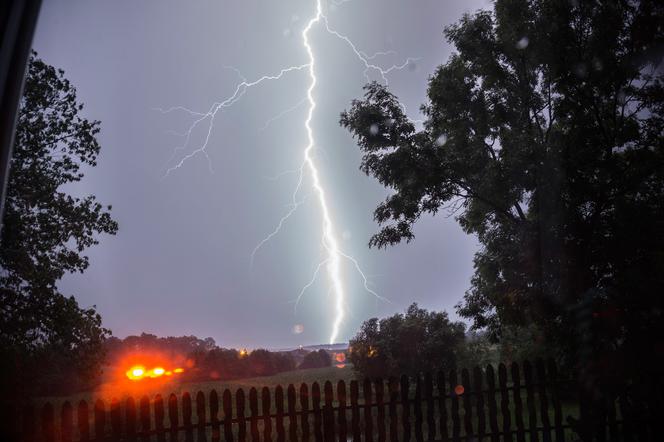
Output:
[
  {"left": 173, "top": 368, "right": 184, "bottom": 373},
  {"left": 454, "top": 384, "right": 465, "bottom": 396},
  {"left": 165, "top": 371, "right": 173, "bottom": 376},
  {"left": 126, "top": 365, "right": 146, "bottom": 380},
  {"left": 152, "top": 367, "right": 165, "bottom": 376},
  {"left": 334, "top": 353, "right": 346, "bottom": 363}
]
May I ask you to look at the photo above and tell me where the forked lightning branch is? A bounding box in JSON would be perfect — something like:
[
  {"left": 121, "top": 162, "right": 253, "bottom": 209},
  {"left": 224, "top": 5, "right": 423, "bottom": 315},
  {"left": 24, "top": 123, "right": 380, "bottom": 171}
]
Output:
[{"left": 158, "top": 0, "right": 410, "bottom": 344}]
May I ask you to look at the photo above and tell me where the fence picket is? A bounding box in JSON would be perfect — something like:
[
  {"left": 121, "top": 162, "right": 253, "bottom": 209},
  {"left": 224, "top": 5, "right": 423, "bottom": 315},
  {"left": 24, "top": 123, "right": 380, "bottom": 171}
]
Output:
[
  {"left": 263, "top": 386, "right": 273, "bottom": 442},
  {"left": 473, "top": 366, "right": 486, "bottom": 441},
  {"left": 350, "top": 380, "right": 360, "bottom": 442},
  {"left": 126, "top": 397, "right": 138, "bottom": 442},
  {"left": 155, "top": 395, "right": 166, "bottom": 442},
  {"left": 523, "top": 361, "right": 539, "bottom": 442},
  {"left": 461, "top": 369, "right": 473, "bottom": 438},
  {"left": 300, "top": 383, "right": 311, "bottom": 442},
  {"left": 363, "top": 378, "right": 374, "bottom": 442},
  {"left": 94, "top": 399, "right": 107, "bottom": 441},
  {"left": 224, "top": 389, "right": 234, "bottom": 442},
  {"left": 249, "top": 388, "right": 260, "bottom": 442},
  {"left": 535, "top": 359, "right": 552, "bottom": 442},
  {"left": 182, "top": 392, "right": 193, "bottom": 442},
  {"left": 388, "top": 378, "right": 399, "bottom": 442},
  {"left": 485, "top": 365, "right": 499, "bottom": 442},
  {"left": 196, "top": 392, "right": 207, "bottom": 442},
  {"left": 337, "top": 381, "right": 348, "bottom": 442},
  {"left": 436, "top": 371, "right": 449, "bottom": 442},
  {"left": 41, "top": 403, "right": 55, "bottom": 442},
  {"left": 375, "top": 378, "right": 387, "bottom": 442},
  {"left": 401, "top": 375, "right": 411, "bottom": 442},
  {"left": 167, "top": 394, "right": 179, "bottom": 442},
  {"left": 287, "top": 385, "right": 298, "bottom": 442},
  {"left": 509, "top": 363, "right": 524, "bottom": 442},
  {"left": 61, "top": 401, "right": 74, "bottom": 442},
  {"left": 545, "top": 360, "right": 564, "bottom": 442},
  {"left": 414, "top": 375, "right": 424, "bottom": 442},
  {"left": 237, "top": 389, "right": 247, "bottom": 442},
  {"left": 323, "top": 381, "right": 335, "bottom": 442},
  {"left": 448, "top": 369, "right": 460, "bottom": 442},
  {"left": 310, "top": 382, "right": 322, "bottom": 442},
  {"left": 139, "top": 396, "right": 151, "bottom": 442},
  {"left": 210, "top": 390, "right": 221, "bottom": 442},
  {"left": 77, "top": 401, "right": 89, "bottom": 442},
  {"left": 111, "top": 398, "right": 122, "bottom": 440},
  {"left": 276, "top": 385, "right": 286, "bottom": 442},
  {"left": 423, "top": 373, "right": 435, "bottom": 442},
  {"left": 498, "top": 364, "right": 513, "bottom": 442}
]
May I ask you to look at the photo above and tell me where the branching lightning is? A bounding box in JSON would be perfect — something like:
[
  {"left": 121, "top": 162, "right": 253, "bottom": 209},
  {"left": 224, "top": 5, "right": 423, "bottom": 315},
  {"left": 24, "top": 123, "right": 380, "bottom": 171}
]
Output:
[{"left": 160, "top": 0, "right": 413, "bottom": 344}]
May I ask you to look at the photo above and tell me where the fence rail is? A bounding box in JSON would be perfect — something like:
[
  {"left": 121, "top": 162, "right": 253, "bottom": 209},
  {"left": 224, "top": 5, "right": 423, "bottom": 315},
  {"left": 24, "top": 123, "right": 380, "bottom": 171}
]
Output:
[{"left": 14, "top": 359, "right": 653, "bottom": 442}]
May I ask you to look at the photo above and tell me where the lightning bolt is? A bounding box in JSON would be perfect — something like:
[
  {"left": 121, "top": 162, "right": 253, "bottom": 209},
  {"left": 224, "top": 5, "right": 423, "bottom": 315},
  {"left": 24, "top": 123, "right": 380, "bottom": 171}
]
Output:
[{"left": 160, "top": 0, "right": 413, "bottom": 344}]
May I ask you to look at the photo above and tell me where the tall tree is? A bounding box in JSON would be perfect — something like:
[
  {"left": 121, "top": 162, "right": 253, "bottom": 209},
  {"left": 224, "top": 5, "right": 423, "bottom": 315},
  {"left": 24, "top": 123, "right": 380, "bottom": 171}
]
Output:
[
  {"left": 0, "top": 52, "right": 118, "bottom": 397},
  {"left": 340, "top": 0, "right": 664, "bottom": 376}
]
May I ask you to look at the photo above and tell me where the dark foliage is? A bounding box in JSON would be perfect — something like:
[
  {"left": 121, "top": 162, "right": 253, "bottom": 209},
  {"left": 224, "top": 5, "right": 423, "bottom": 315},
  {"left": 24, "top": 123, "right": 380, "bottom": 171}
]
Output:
[
  {"left": 1, "top": 52, "right": 118, "bottom": 397},
  {"left": 298, "top": 349, "right": 332, "bottom": 370},
  {"left": 348, "top": 303, "right": 466, "bottom": 379},
  {"left": 340, "top": 0, "right": 664, "bottom": 379}
]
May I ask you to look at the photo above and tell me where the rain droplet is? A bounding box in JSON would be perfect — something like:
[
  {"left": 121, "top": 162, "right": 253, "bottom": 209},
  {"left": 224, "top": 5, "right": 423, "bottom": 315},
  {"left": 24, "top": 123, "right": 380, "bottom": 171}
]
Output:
[
  {"left": 516, "top": 37, "right": 529, "bottom": 50},
  {"left": 292, "top": 324, "right": 304, "bottom": 334},
  {"left": 435, "top": 134, "right": 447, "bottom": 146},
  {"left": 369, "top": 124, "right": 379, "bottom": 135}
]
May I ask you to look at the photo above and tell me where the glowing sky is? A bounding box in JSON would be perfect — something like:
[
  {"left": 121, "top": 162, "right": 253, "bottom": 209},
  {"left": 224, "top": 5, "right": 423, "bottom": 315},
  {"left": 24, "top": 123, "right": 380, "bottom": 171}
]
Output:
[{"left": 33, "top": 0, "right": 486, "bottom": 349}]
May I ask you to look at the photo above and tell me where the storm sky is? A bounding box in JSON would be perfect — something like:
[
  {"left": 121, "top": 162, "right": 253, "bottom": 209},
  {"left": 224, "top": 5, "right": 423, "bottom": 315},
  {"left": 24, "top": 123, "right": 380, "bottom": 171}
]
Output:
[{"left": 32, "top": 0, "right": 488, "bottom": 349}]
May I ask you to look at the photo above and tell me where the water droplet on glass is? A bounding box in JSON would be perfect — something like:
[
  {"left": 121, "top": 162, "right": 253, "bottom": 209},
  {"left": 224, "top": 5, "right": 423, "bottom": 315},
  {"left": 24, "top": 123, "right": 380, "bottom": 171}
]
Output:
[
  {"left": 516, "top": 37, "right": 529, "bottom": 50},
  {"left": 369, "top": 124, "right": 379, "bottom": 135},
  {"left": 435, "top": 134, "right": 447, "bottom": 146}
]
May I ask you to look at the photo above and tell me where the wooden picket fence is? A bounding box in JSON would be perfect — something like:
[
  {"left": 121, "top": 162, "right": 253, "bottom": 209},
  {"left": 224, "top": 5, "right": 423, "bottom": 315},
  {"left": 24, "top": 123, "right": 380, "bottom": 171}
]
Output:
[{"left": 14, "top": 359, "right": 650, "bottom": 442}]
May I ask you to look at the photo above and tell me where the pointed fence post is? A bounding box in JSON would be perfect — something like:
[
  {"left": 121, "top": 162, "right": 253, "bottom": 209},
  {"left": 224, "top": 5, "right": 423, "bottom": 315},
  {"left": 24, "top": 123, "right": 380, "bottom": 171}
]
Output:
[
  {"left": 182, "top": 392, "right": 193, "bottom": 442},
  {"left": 473, "top": 366, "right": 486, "bottom": 441},
  {"left": 262, "top": 386, "right": 273, "bottom": 442},
  {"left": 287, "top": 385, "right": 298, "bottom": 442},
  {"left": 413, "top": 375, "right": 424, "bottom": 442},
  {"left": 400, "top": 375, "right": 411, "bottom": 442},
  {"left": 461, "top": 369, "right": 474, "bottom": 438},
  {"left": 223, "top": 389, "right": 234, "bottom": 442},
  {"left": 375, "top": 378, "right": 387, "bottom": 442},
  {"left": 498, "top": 363, "right": 520, "bottom": 442},
  {"left": 21, "top": 404, "right": 36, "bottom": 442},
  {"left": 423, "top": 373, "right": 435, "bottom": 442},
  {"left": 126, "top": 397, "right": 138, "bottom": 442},
  {"left": 448, "top": 369, "right": 460, "bottom": 442},
  {"left": 275, "top": 385, "right": 286, "bottom": 442},
  {"left": 349, "top": 380, "right": 361, "bottom": 442},
  {"left": 300, "top": 383, "right": 311, "bottom": 442},
  {"left": 196, "top": 391, "right": 207, "bottom": 442},
  {"left": 96, "top": 399, "right": 108, "bottom": 442},
  {"left": 237, "top": 389, "right": 247, "bottom": 442},
  {"left": 546, "top": 360, "right": 565, "bottom": 442},
  {"left": 167, "top": 394, "right": 179, "bottom": 442},
  {"left": 337, "top": 381, "right": 348, "bottom": 442},
  {"left": 535, "top": 359, "right": 552, "bottom": 442},
  {"left": 363, "top": 378, "right": 374, "bottom": 442},
  {"left": 485, "top": 365, "right": 499, "bottom": 442},
  {"left": 323, "top": 381, "right": 335, "bottom": 442},
  {"left": 78, "top": 400, "right": 90, "bottom": 442},
  {"left": 437, "top": 371, "right": 449, "bottom": 442},
  {"left": 139, "top": 396, "right": 151, "bottom": 442},
  {"left": 312, "top": 382, "right": 323, "bottom": 442},
  {"left": 111, "top": 398, "right": 123, "bottom": 440},
  {"left": 210, "top": 390, "right": 221, "bottom": 442},
  {"left": 41, "top": 403, "right": 55, "bottom": 442},
  {"left": 388, "top": 378, "right": 399, "bottom": 442},
  {"left": 249, "top": 388, "right": 260, "bottom": 442},
  {"left": 155, "top": 395, "right": 166, "bottom": 442},
  {"left": 509, "top": 363, "right": 524, "bottom": 442},
  {"left": 523, "top": 361, "right": 540, "bottom": 442},
  {"left": 61, "top": 401, "right": 74, "bottom": 442}
]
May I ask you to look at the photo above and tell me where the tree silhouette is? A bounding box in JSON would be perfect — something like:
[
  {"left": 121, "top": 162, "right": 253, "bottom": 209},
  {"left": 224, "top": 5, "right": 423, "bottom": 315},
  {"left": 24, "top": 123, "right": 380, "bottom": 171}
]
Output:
[
  {"left": 341, "top": 0, "right": 664, "bottom": 375},
  {"left": 0, "top": 52, "right": 118, "bottom": 396}
]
